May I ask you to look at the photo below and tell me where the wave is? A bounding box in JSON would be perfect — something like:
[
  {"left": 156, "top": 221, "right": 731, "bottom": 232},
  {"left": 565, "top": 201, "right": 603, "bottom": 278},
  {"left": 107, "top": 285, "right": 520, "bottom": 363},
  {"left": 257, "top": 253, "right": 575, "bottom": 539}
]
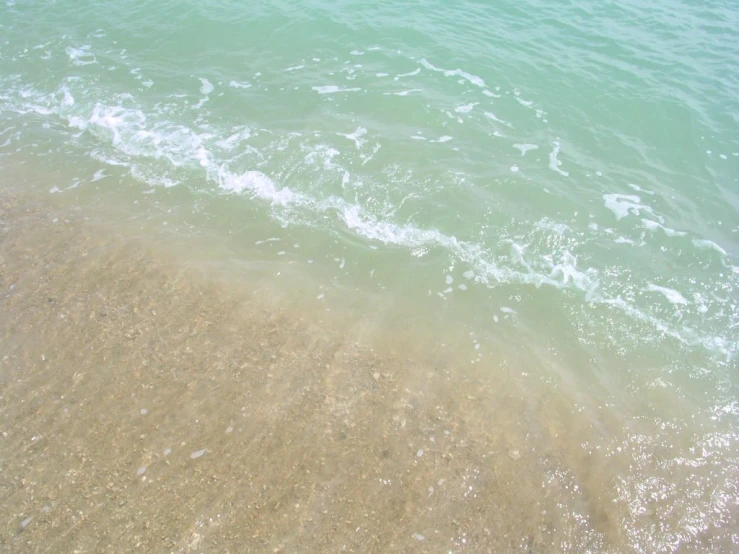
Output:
[{"left": 0, "top": 75, "right": 736, "bottom": 362}]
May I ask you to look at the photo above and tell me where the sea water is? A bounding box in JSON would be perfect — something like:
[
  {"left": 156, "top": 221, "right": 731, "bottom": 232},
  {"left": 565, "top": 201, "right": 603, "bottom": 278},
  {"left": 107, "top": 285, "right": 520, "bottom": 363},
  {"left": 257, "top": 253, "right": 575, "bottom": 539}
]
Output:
[{"left": 0, "top": 0, "right": 737, "bottom": 551}]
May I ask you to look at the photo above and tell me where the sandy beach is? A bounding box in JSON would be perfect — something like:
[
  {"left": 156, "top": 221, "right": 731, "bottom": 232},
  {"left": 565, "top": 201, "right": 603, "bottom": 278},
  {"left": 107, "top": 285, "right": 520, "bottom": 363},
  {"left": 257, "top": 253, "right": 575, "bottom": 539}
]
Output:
[{"left": 0, "top": 187, "right": 633, "bottom": 553}]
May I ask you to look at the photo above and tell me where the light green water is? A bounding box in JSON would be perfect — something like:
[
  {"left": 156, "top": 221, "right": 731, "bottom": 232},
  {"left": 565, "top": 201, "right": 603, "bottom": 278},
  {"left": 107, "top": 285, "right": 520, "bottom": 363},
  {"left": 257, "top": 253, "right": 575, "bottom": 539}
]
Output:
[{"left": 1, "top": 0, "right": 738, "bottom": 550}]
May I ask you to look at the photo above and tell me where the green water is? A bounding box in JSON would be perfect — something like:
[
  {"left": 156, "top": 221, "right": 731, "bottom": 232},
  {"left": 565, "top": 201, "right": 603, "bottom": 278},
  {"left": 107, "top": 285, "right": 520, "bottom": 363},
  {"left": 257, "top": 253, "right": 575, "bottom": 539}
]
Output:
[{"left": 1, "top": 0, "right": 737, "bottom": 550}]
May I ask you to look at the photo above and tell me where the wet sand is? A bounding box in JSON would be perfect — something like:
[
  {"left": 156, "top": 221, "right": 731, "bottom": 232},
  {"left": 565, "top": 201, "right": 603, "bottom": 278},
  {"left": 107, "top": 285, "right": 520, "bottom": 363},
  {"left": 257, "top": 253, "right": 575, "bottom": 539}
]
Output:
[{"left": 0, "top": 189, "right": 720, "bottom": 553}]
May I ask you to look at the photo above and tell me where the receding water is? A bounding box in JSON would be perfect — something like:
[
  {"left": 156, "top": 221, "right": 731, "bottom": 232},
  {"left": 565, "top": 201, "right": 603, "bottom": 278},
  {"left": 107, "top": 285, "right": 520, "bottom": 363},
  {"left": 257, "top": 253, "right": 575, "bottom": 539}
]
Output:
[{"left": 0, "top": 0, "right": 737, "bottom": 551}]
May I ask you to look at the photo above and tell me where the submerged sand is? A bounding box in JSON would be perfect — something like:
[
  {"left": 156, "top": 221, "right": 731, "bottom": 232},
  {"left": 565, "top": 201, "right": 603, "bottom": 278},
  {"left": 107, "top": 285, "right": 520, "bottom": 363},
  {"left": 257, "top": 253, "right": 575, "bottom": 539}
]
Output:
[{"left": 0, "top": 190, "right": 731, "bottom": 553}]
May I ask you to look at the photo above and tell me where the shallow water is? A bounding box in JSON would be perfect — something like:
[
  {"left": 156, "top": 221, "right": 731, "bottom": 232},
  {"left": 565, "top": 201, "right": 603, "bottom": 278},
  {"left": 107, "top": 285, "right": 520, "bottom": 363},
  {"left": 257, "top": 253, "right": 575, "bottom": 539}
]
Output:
[{"left": 1, "top": 0, "right": 738, "bottom": 551}]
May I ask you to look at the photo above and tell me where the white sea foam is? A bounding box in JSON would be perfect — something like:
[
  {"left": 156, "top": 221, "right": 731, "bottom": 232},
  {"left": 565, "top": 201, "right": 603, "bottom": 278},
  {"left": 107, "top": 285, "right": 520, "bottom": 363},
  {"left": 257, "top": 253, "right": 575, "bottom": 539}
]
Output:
[
  {"left": 312, "top": 85, "right": 361, "bottom": 94},
  {"left": 339, "top": 127, "right": 367, "bottom": 150},
  {"left": 692, "top": 239, "right": 727, "bottom": 256},
  {"left": 483, "top": 112, "right": 513, "bottom": 128},
  {"left": 2, "top": 79, "right": 733, "bottom": 361},
  {"left": 65, "top": 45, "right": 96, "bottom": 66},
  {"left": 304, "top": 144, "right": 340, "bottom": 169},
  {"left": 603, "top": 194, "right": 653, "bottom": 220},
  {"left": 641, "top": 219, "right": 686, "bottom": 237},
  {"left": 646, "top": 284, "right": 689, "bottom": 306},
  {"left": 199, "top": 78, "right": 214, "bottom": 95},
  {"left": 455, "top": 103, "right": 477, "bottom": 113},
  {"left": 513, "top": 143, "right": 538, "bottom": 156},
  {"left": 61, "top": 87, "right": 75, "bottom": 107},
  {"left": 419, "top": 59, "right": 486, "bottom": 88},
  {"left": 394, "top": 68, "right": 420, "bottom": 80},
  {"left": 535, "top": 218, "right": 569, "bottom": 234},
  {"left": 627, "top": 183, "right": 654, "bottom": 195},
  {"left": 215, "top": 127, "right": 251, "bottom": 150},
  {"left": 361, "top": 143, "right": 381, "bottom": 165},
  {"left": 217, "top": 168, "right": 299, "bottom": 206},
  {"left": 384, "top": 89, "right": 422, "bottom": 96},
  {"left": 91, "top": 169, "right": 108, "bottom": 182},
  {"left": 228, "top": 80, "right": 251, "bottom": 89},
  {"left": 548, "top": 140, "right": 569, "bottom": 176}
]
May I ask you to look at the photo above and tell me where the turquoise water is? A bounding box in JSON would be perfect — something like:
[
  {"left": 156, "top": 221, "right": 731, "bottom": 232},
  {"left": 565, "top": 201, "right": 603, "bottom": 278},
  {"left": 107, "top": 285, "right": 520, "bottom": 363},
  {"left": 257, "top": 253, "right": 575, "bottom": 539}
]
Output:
[{"left": 1, "top": 0, "right": 738, "bottom": 550}]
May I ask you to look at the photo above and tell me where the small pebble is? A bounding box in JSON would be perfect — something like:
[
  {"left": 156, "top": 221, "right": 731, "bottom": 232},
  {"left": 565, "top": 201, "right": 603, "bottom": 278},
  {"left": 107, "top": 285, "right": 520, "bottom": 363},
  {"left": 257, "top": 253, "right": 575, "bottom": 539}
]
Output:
[
  {"left": 226, "top": 426, "right": 233, "bottom": 434},
  {"left": 163, "top": 448, "right": 171, "bottom": 456},
  {"left": 413, "top": 533, "right": 425, "bottom": 541},
  {"left": 140, "top": 408, "right": 148, "bottom": 415},
  {"left": 136, "top": 466, "right": 147, "bottom": 476},
  {"left": 190, "top": 448, "right": 207, "bottom": 459},
  {"left": 20, "top": 517, "right": 33, "bottom": 530},
  {"left": 416, "top": 449, "right": 424, "bottom": 458}
]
